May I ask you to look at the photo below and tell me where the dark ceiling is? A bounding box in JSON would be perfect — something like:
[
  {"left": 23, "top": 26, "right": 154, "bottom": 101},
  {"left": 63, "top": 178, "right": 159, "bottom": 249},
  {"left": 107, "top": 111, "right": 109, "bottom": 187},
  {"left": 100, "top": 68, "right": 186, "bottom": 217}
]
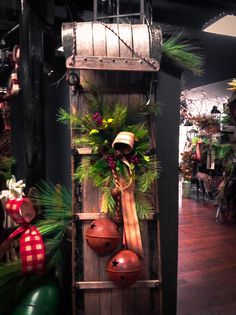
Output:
[{"left": 0, "top": 0, "right": 236, "bottom": 88}]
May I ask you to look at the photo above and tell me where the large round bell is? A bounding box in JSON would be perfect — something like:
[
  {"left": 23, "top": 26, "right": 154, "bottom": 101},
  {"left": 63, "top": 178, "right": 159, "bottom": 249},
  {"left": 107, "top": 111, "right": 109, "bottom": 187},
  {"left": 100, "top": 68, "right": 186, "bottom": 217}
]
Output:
[
  {"left": 106, "top": 249, "right": 142, "bottom": 288},
  {"left": 85, "top": 218, "right": 121, "bottom": 255}
]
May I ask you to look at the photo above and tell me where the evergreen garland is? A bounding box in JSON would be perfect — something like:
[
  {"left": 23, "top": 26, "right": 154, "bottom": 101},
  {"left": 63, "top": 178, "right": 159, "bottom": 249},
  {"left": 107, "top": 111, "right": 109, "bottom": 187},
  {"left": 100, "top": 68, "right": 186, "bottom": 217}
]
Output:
[
  {"left": 162, "top": 34, "right": 204, "bottom": 75},
  {"left": 58, "top": 85, "right": 159, "bottom": 219}
]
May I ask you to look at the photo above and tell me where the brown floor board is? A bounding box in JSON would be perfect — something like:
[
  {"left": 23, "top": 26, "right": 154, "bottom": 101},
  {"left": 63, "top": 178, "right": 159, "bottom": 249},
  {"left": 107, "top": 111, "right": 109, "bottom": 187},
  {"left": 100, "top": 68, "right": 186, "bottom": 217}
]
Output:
[{"left": 177, "top": 198, "right": 236, "bottom": 315}]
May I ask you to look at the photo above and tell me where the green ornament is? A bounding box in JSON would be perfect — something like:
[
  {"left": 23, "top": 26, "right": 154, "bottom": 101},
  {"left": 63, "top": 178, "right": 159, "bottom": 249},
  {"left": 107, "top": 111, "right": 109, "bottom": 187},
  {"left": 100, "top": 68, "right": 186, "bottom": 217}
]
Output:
[{"left": 11, "top": 283, "right": 60, "bottom": 315}]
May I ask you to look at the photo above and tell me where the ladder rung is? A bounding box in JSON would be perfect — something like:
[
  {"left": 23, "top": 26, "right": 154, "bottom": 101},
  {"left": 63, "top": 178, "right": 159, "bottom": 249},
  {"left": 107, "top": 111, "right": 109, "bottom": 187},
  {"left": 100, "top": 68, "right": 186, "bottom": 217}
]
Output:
[
  {"left": 75, "top": 280, "right": 160, "bottom": 289},
  {"left": 75, "top": 212, "right": 159, "bottom": 221}
]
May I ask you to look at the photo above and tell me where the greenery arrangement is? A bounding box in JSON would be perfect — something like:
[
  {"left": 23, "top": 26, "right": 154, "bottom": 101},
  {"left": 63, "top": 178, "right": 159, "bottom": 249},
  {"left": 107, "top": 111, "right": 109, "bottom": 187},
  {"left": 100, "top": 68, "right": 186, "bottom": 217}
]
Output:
[
  {"left": 161, "top": 34, "right": 204, "bottom": 76},
  {"left": 58, "top": 85, "right": 159, "bottom": 219},
  {"left": 193, "top": 114, "right": 220, "bottom": 130},
  {"left": 180, "top": 149, "right": 196, "bottom": 182},
  {"left": 0, "top": 181, "right": 71, "bottom": 314}
]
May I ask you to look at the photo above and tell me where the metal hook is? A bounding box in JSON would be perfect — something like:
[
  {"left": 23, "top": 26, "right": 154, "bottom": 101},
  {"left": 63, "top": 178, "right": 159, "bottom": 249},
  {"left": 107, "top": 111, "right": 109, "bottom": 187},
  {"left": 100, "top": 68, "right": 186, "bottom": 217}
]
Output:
[{"left": 146, "top": 79, "right": 158, "bottom": 105}]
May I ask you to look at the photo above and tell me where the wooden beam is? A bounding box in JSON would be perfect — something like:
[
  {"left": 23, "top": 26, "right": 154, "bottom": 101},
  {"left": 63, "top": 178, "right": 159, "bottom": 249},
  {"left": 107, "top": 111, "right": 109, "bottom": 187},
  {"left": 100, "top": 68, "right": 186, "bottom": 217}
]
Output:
[
  {"left": 75, "top": 280, "right": 160, "bottom": 289},
  {"left": 66, "top": 56, "right": 159, "bottom": 72},
  {"left": 75, "top": 212, "right": 159, "bottom": 221}
]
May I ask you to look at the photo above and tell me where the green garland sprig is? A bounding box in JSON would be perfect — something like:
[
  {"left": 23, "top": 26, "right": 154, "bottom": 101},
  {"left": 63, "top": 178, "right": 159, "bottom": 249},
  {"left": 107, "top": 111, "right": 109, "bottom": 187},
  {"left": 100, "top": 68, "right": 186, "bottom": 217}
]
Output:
[
  {"left": 58, "top": 86, "right": 159, "bottom": 219},
  {"left": 162, "top": 33, "right": 204, "bottom": 76}
]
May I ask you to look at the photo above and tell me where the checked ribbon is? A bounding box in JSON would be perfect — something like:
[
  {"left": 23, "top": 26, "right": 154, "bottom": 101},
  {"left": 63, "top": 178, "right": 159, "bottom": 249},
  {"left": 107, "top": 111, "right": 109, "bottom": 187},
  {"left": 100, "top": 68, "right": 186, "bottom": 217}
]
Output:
[{"left": 0, "top": 176, "right": 45, "bottom": 274}]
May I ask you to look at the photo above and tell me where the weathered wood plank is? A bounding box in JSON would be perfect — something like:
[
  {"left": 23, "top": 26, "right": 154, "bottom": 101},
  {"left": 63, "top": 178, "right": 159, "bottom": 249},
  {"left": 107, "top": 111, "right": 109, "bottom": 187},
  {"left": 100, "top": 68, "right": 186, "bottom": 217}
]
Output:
[
  {"left": 76, "top": 280, "right": 160, "bottom": 289},
  {"left": 80, "top": 70, "right": 100, "bottom": 315},
  {"left": 118, "top": 23, "right": 132, "bottom": 58},
  {"left": 132, "top": 24, "right": 150, "bottom": 58},
  {"left": 111, "top": 288, "right": 123, "bottom": 315},
  {"left": 93, "top": 23, "right": 107, "bottom": 57},
  {"left": 83, "top": 180, "right": 100, "bottom": 315},
  {"left": 66, "top": 56, "right": 159, "bottom": 72},
  {"left": 123, "top": 288, "right": 135, "bottom": 315},
  {"left": 76, "top": 23, "right": 93, "bottom": 55},
  {"left": 135, "top": 222, "right": 151, "bottom": 314},
  {"left": 75, "top": 212, "right": 157, "bottom": 221},
  {"left": 106, "top": 24, "right": 119, "bottom": 57}
]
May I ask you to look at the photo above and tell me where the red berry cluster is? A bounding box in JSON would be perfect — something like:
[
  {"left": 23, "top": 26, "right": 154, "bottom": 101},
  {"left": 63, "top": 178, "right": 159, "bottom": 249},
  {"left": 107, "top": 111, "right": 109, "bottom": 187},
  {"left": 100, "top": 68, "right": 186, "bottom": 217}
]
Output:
[
  {"left": 92, "top": 112, "right": 103, "bottom": 126},
  {"left": 106, "top": 155, "right": 117, "bottom": 170},
  {"left": 129, "top": 155, "right": 139, "bottom": 165}
]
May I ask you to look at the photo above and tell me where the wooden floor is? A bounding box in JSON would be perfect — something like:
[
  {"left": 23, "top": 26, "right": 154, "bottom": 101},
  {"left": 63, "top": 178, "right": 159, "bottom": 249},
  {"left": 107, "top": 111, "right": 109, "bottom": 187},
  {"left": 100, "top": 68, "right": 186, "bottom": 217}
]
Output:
[{"left": 177, "top": 197, "right": 236, "bottom": 315}]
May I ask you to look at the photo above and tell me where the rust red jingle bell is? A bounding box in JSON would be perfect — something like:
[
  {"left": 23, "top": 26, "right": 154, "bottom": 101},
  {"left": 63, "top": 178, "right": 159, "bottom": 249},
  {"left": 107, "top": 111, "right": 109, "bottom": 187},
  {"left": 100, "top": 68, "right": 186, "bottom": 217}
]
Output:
[
  {"left": 106, "top": 249, "right": 142, "bottom": 288},
  {"left": 85, "top": 218, "right": 121, "bottom": 255}
]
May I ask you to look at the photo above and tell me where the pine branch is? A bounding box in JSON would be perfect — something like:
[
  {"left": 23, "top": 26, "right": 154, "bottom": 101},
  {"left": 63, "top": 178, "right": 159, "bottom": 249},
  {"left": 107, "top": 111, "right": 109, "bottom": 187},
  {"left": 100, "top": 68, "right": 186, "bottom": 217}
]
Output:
[
  {"left": 101, "top": 187, "right": 116, "bottom": 215},
  {"left": 135, "top": 196, "right": 153, "bottom": 220},
  {"left": 136, "top": 160, "right": 158, "bottom": 192},
  {"left": 83, "top": 81, "right": 105, "bottom": 113},
  {"left": 74, "top": 158, "right": 92, "bottom": 183},
  {"left": 162, "top": 34, "right": 204, "bottom": 76},
  {"left": 57, "top": 108, "right": 83, "bottom": 128},
  {"left": 127, "top": 123, "right": 149, "bottom": 141},
  {"left": 89, "top": 159, "right": 112, "bottom": 187},
  {"left": 32, "top": 181, "right": 71, "bottom": 220},
  {"left": 111, "top": 103, "right": 128, "bottom": 133}
]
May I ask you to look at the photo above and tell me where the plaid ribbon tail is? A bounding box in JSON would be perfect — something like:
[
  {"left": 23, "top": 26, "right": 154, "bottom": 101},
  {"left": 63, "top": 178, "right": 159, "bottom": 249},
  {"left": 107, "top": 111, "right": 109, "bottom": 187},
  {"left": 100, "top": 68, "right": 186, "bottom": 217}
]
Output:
[{"left": 20, "top": 226, "right": 45, "bottom": 274}]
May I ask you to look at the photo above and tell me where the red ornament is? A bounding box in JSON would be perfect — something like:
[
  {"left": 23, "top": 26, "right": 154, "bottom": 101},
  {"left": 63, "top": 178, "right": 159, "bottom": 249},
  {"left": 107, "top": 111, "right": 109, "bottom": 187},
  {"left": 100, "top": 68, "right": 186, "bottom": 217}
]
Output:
[
  {"left": 106, "top": 249, "right": 142, "bottom": 288},
  {"left": 85, "top": 218, "right": 121, "bottom": 255}
]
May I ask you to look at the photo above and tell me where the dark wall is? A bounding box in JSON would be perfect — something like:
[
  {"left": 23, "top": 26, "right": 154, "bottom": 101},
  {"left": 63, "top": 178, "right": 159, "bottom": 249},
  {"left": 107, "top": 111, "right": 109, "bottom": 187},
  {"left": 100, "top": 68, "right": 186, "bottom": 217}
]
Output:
[
  {"left": 183, "top": 32, "right": 236, "bottom": 89},
  {"left": 11, "top": 75, "right": 71, "bottom": 190},
  {"left": 156, "top": 64, "right": 181, "bottom": 315},
  {"left": 44, "top": 77, "right": 71, "bottom": 190}
]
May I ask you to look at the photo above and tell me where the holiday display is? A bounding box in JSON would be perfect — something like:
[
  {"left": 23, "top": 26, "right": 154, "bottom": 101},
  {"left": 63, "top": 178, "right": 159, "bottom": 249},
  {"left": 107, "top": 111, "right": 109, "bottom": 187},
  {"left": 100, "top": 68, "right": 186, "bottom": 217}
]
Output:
[
  {"left": 58, "top": 85, "right": 159, "bottom": 258},
  {"left": 85, "top": 217, "right": 121, "bottom": 255},
  {"left": 0, "top": 181, "right": 71, "bottom": 314},
  {"left": 0, "top": 176, "right": 45, "bottom": 274},
  {"left": 11, "top": 282, "right": 60, "bottom": 315},
  {"left": 106, "top": 249, "right": 142, "bottom": 288}
]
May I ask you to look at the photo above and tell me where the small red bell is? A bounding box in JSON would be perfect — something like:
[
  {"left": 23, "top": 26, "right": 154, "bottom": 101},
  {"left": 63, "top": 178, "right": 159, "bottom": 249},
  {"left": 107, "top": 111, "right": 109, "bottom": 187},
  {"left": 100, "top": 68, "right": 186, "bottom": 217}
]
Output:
[
  {"left": 85, "top": 218, "right": 121, "bottom": 255},
  {"left": 106, "top": 249, "right": 142, "bottom": 288}
]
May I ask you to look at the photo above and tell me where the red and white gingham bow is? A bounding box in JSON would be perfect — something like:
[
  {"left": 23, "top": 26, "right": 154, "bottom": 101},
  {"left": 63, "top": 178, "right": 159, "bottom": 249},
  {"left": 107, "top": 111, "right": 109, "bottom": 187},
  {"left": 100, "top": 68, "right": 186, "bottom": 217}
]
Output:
[{"left": 0, "top": 177, "right": 45, "bottom": 274}]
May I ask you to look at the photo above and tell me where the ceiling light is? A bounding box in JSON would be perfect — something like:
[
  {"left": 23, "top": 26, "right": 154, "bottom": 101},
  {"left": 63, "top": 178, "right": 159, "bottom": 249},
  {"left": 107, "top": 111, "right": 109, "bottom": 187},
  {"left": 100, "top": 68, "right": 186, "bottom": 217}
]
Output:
[{"left": 203, "top": 14, "right": 236, "bottom": 37}]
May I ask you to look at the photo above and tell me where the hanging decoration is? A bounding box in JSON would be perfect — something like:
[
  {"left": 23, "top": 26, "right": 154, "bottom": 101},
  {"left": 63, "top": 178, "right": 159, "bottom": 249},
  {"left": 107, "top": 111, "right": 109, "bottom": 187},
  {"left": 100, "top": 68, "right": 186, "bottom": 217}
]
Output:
[
  {"left": 111, "top": 131, "right": 144, "bottom": 257},
  {"left": 0, "top": 176, "right": 45, "bottom": 274},
  {"left": 85, "top": 217, "right": 121, "bottom": 255},
  {"left": 106, "top": 249, "right": 142, "bottom": 288},
  {"left": 58, "top": 85, "right": 159, "bottom": 258}
]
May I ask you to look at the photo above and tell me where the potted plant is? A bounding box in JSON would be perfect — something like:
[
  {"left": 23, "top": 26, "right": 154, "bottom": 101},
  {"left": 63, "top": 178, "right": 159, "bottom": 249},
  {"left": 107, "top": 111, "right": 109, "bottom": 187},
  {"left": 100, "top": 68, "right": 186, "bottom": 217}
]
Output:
[{"left": 180, "top": 149, "right": 195, "bottom": 198}]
